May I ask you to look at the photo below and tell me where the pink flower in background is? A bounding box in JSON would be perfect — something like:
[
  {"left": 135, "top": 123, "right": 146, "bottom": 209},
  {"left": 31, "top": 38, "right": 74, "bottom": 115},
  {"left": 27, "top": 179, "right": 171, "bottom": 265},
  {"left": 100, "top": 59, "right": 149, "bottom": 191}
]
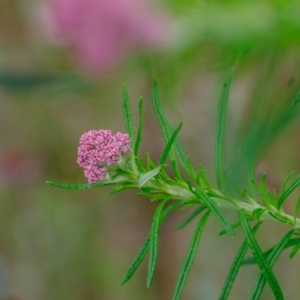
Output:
[
  {"left": 0, "top": 150, "right": 43, "bottom": 186},
  {"left": 43, "top": 0, "right": 167, "bottom": 70},
  {"left": 77, "top": 129, "right": 131, "bottom": 183}
]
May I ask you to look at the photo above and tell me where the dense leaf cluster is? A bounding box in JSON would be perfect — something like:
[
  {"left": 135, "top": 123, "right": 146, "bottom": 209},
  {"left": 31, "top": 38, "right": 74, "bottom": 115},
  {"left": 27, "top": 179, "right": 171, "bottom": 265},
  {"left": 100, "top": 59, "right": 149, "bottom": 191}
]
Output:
[{"left": 48, "top": 80, "right": 300, "bottom": 300}]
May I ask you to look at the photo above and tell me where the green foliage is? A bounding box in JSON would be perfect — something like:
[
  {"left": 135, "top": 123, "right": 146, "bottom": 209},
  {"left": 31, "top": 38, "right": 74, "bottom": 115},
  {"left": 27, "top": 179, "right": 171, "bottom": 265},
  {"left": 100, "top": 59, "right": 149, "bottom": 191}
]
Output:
[
  {"left": 244, "top": 124, "right": 257, "bottom": 197},
  {"left": 289, "top": 240, "right": 300, "bottom": 259},
  {"left": 191, "top": 186, "right": 235, "bottom": 237},
  {"left": 122, "top": 84, "right": 135, "bottom": 147},
  {"left": 278, "top": 175, "right": 300, "bottom": 209},
  {"left": 172, "top": 210, "right": 210, "bottom": 300},
  {"left": 175, "top": 205, "right": 207, "bottom": 229},
  {"left": 219, "top": 223, "right": 262, "bottom": 300},
  {"left": 46, "top": 181, "right": 114, "bottom": 189},
  {"left": 120, "top": 201, "right": 181, "bottom": 285},
  {"left": 152, "top": 79, "right": 181, "bottom": 178},
  {"left": 240, "top": 210, "right": 284, "bottom": 300},
  {"left": 291, "top": 92, "right": 300, "bottom": 107},
  {"left": 48, "top": 79, "right": 300, "bottom": 299},
  {"left": 138, "top": 167, "right": 162, "bottom": 188},
  {"left": 250, "top": 230, "right": 294, "bottom": 300},
  {"left": 134, "top": 97, "right": 144, "bottom": 156},
  {"left": 159, "top": 122, "right": 183, "bottom": 166},
  {"left": 147, "top": 199, "right": 169, "bottom": 287},
  {"left": 243, "top": 237, "right": 300, "bottom": 265},
  {"left": 215, "top": 75, "right": 232, "bottom": 189},
  {"left": 152, "top": 79, "right": 170, "bottom": 143}
]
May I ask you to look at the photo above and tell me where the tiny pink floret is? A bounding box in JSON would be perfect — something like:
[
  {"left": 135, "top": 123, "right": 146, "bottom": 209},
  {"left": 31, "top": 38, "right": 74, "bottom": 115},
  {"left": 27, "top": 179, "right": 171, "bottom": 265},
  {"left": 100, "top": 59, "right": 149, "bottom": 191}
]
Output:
[
  {"left": 115, "top": 132, "right": 131, "bottom": 154},
  {"left": 84, "top": 165, "right": 107, "bottom": 184},
  {"left": 77, "top": 129, "right": 131, "bottom": 183}
]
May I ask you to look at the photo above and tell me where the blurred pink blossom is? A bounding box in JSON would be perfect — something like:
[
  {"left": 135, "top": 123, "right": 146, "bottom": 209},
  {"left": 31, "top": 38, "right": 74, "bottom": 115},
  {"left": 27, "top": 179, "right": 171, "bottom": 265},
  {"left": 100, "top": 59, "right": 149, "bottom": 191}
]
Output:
[
  {"left": 0, "top": 150, "right": 43, "bottom": 186},
  {"left": 42, "top": 0, "right": 168, "bottom": 70}
]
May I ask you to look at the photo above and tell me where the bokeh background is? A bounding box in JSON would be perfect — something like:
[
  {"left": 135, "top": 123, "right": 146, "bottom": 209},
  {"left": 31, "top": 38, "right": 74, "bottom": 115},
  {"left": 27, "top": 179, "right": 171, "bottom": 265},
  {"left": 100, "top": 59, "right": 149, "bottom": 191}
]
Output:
[{"left": 2, "top": 0, "right": 300, "bottom": 299}]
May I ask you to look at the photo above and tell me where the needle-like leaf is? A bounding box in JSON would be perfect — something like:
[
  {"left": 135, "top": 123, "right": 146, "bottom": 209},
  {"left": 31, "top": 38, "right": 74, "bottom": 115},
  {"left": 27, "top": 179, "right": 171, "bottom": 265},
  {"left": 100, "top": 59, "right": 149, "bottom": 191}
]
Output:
[
  {"left": 159, "top": 122, "right": 183, "bottom": 166},
  {"left": 278, "top": 175, "right": 300, "bottom": 209},
  {"left": 134, "top": 97, "right": 144, "bottom": 156},
  {"left": 219, "top": 222, "right": 261, "bottom": 300},
  {"left": 193, "top": 187, "right": 235, "bottom": 237},
  {"left": 152, "top": 79, "right": 181, "bottom": 177},
  {"left": 46, "top": 181, "right": 114, "bottom": 189},
  {"left": 215, "top": 75, "right": 232, "bottom": 189},
  {"left": 175, "top": 206, "right": 207, "bottom": 229},
  {"left": 147, "top": 199, "right": 169, "bottom": 287},
  {"left": 122, "top": 84, "right": 135, "bottom": 146},
  {"left": 120, "top": 201, "right": 180, "bottom": 285},
  {"left": 172, "top": 210, "right": 211, "bottom": 300},
  {"left": 250, "top": 230, "right": 294, "bottom": 300},
  {"left": 240, "top": 210, "right": 284, "bottom": 300}
]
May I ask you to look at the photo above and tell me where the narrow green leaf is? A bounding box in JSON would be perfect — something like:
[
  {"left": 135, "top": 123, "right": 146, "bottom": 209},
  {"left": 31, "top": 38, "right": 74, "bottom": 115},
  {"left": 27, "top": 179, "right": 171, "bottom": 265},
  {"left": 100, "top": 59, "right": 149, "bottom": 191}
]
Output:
[
  {"left": 147, "top": 199, "right": 169, "bottom": 287},
  {"left": 146, "top": 152, "right": 156, "bottom": 169},
  {"left": 289, "top": 241, "right": 300, "bottom": 259},
  {"left": 245, "top": 123, "right": 257, "bottom": 197},
  {"left": 175, "top": 206, "right": 207, "bottom": 229},
  {"left": 251, "top": 230, "right": 294, "bottom": 300},
  {"left": 168, "top": 123, "right": 191, "bottom": 173},
  {"left": 120, "top": 202, "right": 180, "bottom": 285},
  {"left": 186, "top": 157, "right": 197, "bottom": 182},
  {"left": 182, "top": 199, "right": 204, "bottom": 206},
  {"left": 152, "top": 79, "right": 170, "bottom": 142},
  {"left": 172, "top": 210, "right": 211, "bottom": 300},
  {"left": 196, "top": 166, "right": 213, "bottom": 190},
  {"left": 268, "top": 212, "right": 291, "bottom": 225},
  {"left": 135, "top": 157, "right": 145, "bottom": 173},
  {"left": 294, "top": 196, "right": 300, "bottom": 224},
  {"left": 215, "top": 75, "right": 232, "bottom": 189},
  {"left": 139, "top": 186, "right": 157, "bottom": 194},
  {"left": 171, "top": 159, "right": 182, "bottom": 180},
  {"left": 122, "top": 84, "right": 135, "bottom": 145},
  {"left": 278, "top": 174, "right": 300, "bottom": 209},
  {"left": 121, "top": 235, "right": 151, "bottom": 285},
  {"left": 193, "top": 188, "right": 235, "bottom": 237},
  {"left": 110, "top": 183, "right": 136, "bottom": 194},
  {"left": 291, "top": 91, "right": 300, "bottom": 107},
  {"left": 151, "top": 195, "right": 171, "bottom": 202},
  {"left": 219, "top": 223, "right": 261, "bottom": 300},
  {"left": 138, "top": 166, "right": 162, "bottom": 188},
  {"left": 134, "top": 97, "right": 144, "bottom": 156},
  {"left": 159, "top": 122, "right": 183, "bottom": 165},
  {"left": 243, "top": 237, "right": 300, "bottom": 265},
  {"left": 252, "top": 208, "right": 267, "bottom": 221},
  {"left": 239, "top": 210, "right": 284, "bottom": 300},
  {"left": 251, "top": 180, "right": 274, "bottom": 205},
  {"left": 218, "top": 220, "right": 242, "bottom": 236},
  {"left": 261, "top": 173, "right": 267, "bottom": 190},
  {"left": 174, "top": 138, "right": 189, "bottom": 171},
  {"left": 152, "top": 79, "right": 181, "bottom": 177},
  {"left": 46, "top": 181, "right": 113, "bottom": 189},
  {"left": 280, "top": 171, "right": 295, "bottom": 196},
  {"left": 160, "top": 201, "right": 181, "bottom": 220}
]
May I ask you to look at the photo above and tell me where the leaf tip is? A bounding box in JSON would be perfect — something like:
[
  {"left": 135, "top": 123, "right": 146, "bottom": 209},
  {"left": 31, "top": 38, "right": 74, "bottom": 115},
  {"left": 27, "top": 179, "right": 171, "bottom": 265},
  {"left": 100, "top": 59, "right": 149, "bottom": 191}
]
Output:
[{"left": 119, "top": 278, "right": 127, "bottom": 286}]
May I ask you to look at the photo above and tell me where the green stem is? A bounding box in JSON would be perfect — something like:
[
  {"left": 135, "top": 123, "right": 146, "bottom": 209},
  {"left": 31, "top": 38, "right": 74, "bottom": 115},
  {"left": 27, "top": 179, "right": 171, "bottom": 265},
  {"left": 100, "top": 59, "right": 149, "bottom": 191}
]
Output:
[
  {"left": 142, "top": 177, "right": 300, "bottom": 230},
  {"left": 121, "top": 157, "right": 300, "bottom": 231}
]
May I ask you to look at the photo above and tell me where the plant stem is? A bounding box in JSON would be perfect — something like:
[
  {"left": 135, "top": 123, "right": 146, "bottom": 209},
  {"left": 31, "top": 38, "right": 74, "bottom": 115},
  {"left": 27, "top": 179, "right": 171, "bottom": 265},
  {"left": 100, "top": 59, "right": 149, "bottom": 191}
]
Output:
[{"left": 143, "top": 177, "right": 300, "bottom": 230}]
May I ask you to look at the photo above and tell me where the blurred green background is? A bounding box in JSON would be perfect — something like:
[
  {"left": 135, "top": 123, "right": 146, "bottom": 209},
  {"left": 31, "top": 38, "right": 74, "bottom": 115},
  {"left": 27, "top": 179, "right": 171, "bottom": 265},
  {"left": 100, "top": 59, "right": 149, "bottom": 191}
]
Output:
[{"left": 2, "top": 0, "right": 300, "bottom": 299}]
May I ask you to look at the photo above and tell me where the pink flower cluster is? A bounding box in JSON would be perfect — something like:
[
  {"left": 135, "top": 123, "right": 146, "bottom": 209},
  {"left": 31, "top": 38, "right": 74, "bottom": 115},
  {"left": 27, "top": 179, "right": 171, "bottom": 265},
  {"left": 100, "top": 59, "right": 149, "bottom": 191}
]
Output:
[
  {"left": 77, "top": 129, "right": 131, "bottom": 184},
  {"left": 42, "top": 0, "right": 167, "bottom": 70}
]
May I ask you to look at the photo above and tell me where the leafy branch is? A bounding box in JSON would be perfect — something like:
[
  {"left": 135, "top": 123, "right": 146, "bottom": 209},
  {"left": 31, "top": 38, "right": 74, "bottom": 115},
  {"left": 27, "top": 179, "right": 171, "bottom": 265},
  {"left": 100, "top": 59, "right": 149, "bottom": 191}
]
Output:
[{"left": 47, "top": 79, "right": 300, "bottom": 299}]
